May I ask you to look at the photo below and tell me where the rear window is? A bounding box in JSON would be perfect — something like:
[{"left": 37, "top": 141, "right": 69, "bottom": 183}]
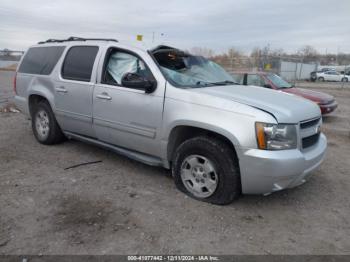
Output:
[
  {"left": 18, "top": 46, "right": 65, "bottom": 75},
  {"left": 61, "top": 46, "right": 99, "bottom": 82}
]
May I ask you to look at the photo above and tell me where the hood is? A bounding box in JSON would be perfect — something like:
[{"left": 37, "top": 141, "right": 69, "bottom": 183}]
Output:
[
  {"left": 283, "top": 87, "right": 334, "bottom": 104},
  {"left": 189, "top": 85, "right": 321, "bottom": 123}
]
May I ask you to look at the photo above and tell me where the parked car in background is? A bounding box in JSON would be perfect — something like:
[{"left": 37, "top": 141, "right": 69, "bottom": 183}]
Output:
[
  {"left": 233, "top": 71, "right": 337, "bottom": 115},
  {"left": 316, "top": 71, "right": 349, "bottom": 82},
  {"left": 310, "top": 68, "right": 336, "bottom": 82}
]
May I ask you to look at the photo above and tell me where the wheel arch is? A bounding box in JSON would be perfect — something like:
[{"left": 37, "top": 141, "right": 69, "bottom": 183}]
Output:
[
  {"left": 165, "top": 121, "right": 241, "bottom": 165},
  {"left": 28, "top": 90, "right": 55, "bottom": 117}
]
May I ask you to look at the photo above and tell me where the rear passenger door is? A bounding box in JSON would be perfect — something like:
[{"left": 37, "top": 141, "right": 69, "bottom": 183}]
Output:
[
  {"left": 55, "top": 46, "right": 100, "bottom": 137},
  {"left": 324, "top": 72, "right": 334, "bottom": 81},
  {"left": 333, "top": 72, "right": 341, "bottom": 81}
]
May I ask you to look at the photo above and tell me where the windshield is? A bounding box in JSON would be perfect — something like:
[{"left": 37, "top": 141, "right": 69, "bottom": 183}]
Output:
[
  {"left": 153, "top": 49, "right": 237, "bottom": 88},
  {"left": 266, "top": 74, "right": 293, "bottom": 89}
]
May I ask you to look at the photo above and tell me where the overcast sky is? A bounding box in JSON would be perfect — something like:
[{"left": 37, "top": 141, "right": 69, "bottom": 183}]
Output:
[{"left": 0, "top": 0, "right": 349, "bottom": 54}]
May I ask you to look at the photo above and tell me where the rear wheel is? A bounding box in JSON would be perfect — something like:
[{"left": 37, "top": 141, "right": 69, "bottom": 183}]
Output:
[
  {"left": 172, "top": 136, "right": 241, "bottom": 205},
  {"left": 341, "top": 77, "right": 348, "bottom": 82},
  {"left": 31, "top": 100, "right": 65, "bottom": 144}
]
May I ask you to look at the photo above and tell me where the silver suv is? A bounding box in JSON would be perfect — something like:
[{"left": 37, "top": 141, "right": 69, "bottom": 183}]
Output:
[{"left": 14, "top": 37, "right": 327, "bottom": 204}]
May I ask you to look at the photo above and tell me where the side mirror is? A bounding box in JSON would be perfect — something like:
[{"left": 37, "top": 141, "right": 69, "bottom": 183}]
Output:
[
  {"left": 263, "top": 84, "right": 272, "bottom": 89},
  {"left": 121, "top": 73, "right": 157, "bottom": 93}
]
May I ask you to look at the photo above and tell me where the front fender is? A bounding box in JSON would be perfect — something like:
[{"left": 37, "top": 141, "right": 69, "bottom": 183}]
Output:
[
  {"left": 166, "top": 119, "right": 241, "bottom": 147},
  {"left": 159, "top": 100, "right": 263, "bottom": 163}
]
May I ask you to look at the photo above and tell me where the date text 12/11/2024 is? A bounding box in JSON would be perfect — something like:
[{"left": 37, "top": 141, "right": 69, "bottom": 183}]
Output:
[{"left": 127, "top": 255, "right": 220, "bottom": 261}]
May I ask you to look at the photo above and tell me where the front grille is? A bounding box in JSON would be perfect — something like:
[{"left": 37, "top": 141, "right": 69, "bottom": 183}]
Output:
[
  {"left": 300, "top": 117, "right": 321, "bottom": 149},
  {"left": 300, "top": 117, "right": 321, "bottom": 129},
  {"left": 302, "top": 133, "right": 320, "bottom": 149}
]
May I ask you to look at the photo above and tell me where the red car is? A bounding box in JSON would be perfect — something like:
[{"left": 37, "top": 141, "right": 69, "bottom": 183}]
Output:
[{"left": 233, "top": 72, "right": 337, "bottom": 115}]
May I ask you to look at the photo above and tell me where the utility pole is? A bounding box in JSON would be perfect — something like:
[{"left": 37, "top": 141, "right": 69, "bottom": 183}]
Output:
[{"left": 336, "top": 46, "right": 339, "bottom": 65}]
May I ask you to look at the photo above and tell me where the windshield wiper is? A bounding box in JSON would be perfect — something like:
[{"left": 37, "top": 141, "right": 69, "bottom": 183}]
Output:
[
  {"left": 195, "top": 81, "right": 216, "bottom": 87},
  {"left": 210, "top": 80, "right": 239, "bottom": 86},
  {"left": 195, "top": 80, "right": 238, "bottom": 88}
]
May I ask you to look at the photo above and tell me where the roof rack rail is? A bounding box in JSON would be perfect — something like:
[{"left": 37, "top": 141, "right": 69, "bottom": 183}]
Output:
[{"left": 38, "top": 36, "right": 118, "bottom": 44}]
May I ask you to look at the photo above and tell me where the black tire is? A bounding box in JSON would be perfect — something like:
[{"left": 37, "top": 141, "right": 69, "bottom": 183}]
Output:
[
  {"left": 31, "top": 100, "right": 66, "bottom": 145},
  {"left": 318, "top": 77, "right": 325, "bottom": 82},
  {"left": 172, "top": 136, "right": 241, "bottom": 205},
  {"left": 341, "top": 78, "right": 348, "bottom": 82}
]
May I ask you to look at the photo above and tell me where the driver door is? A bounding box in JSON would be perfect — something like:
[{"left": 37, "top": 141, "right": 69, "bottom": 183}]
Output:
[{"left": 93, "top": 48, "right": 164, "bottom": 157}]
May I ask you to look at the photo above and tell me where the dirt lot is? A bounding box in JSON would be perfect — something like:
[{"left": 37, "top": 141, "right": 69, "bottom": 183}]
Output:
[
  {"left": 0, "top": 71, "right": 14, "bottom": 108},
  {"left": 0, "top": 71, "right": 349, "bottom": 255}
]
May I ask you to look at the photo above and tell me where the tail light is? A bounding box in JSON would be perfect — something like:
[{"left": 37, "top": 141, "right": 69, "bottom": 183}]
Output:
[{"left": 13, "top": 72, "right": 17, "bottom": 95}]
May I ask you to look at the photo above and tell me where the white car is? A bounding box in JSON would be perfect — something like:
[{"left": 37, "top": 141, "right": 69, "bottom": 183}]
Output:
[{"left": 316, "top": 71, "right": 349, "bottom": 82}]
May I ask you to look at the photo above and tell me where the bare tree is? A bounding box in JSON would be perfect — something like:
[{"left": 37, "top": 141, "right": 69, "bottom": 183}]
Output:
[
  {"left": 337, "top": 53, "right": 350, "bottom": 66},
  {"left": 189, "top": 47, "right": 215, "bottom": 58},
  {"left": 297, "top": 45, "right": 319, "bottom": 62},
  {"left": 211, "top": 47, "right": 245, "bottom": 71}
]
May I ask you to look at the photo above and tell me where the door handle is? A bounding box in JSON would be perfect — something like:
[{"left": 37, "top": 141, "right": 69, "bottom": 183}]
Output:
[
  {"left": 96, "top": 92, "right": 112, "bottom": 100},
  {"left": 55, "top": 86, "right": 68, "bottom": 93}
]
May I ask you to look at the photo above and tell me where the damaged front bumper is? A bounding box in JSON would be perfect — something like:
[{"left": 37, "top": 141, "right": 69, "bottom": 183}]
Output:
[{"left": 238, "top": 133, "right": 327, "bottom": 195}]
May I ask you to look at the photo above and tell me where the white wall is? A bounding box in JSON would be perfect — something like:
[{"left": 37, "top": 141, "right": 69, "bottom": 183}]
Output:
[{"left": 280, "top": 61, "right": 317, "bottom": 81}]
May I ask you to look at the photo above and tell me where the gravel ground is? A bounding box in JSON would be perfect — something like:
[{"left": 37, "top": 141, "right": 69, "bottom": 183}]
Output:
[
  {"left": 0, "top": 71, "right": 349, "bottom": 255},
  {"left": 0, "top": 71, "right": 14, "bottom": 107}
]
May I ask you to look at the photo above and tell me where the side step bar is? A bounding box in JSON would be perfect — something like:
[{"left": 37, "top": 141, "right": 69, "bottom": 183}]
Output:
[{"left": 64, "top": 131, "right": 164, "bottom": 167}]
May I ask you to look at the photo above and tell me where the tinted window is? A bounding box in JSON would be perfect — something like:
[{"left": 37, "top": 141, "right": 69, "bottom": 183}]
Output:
[
  {"left": 18, "top": 46, "right": 65, "bottom": 75},
  {"left": 247, "top": 74, "right": 266, "bottom": 86},
  {"left": 62, "top": 46, "right": 99, "bottom": 82},
  {"left": 103, "top": 49, "right": 154, "bottom": 87}
]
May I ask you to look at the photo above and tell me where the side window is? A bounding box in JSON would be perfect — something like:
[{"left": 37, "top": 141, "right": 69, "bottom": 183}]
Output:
[
  {"left": 247, "top": 74, "right": 265, "bottom": 86},
  {"left": 232, "top": 74, "right": 244, "bottom": 85},
  {"left": 18, "top": 46, "right": 65, "bottom": 75},
  {"left": 62, "top": 46, "right": 99, "bottom": 82},
  {"left": 102, "top": 49, "right": 153, "bottom": 87}
]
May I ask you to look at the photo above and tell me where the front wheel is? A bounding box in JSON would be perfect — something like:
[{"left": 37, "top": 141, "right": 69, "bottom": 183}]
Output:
[
  {"left": 318, "top": 77, "right": 325, "bottom": 82},
  {"left": 31, "top": 100, "right": 66, "bottom": 145},
  {"left": 172, "top": 136, "right": 241, "bottom": 205},
  {"left": 341, "top": 78, "right": 348, "bottom": 82}
]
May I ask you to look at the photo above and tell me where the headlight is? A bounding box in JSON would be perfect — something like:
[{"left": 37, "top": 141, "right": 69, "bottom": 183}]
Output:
[{"left": 255, "top": 122, "right": 297, "bottom": 150}]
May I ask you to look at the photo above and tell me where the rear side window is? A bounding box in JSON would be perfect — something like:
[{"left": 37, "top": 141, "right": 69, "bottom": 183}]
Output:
[
  {"left": 18, "top": 46, "right": 65, "bottom": 75},
  {"left": 61, "top": 46, "right": 99, "bottom": 82}
]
